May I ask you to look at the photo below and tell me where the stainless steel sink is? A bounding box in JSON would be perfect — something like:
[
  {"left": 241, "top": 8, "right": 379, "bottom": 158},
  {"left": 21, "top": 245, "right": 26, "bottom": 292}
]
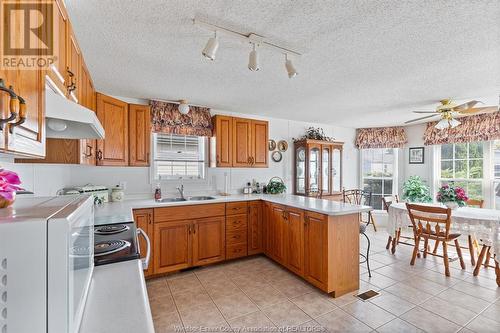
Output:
[
  {"left": 156, "top": 197, "right": 187, "bottom": 202},
  {"left": 188, "top": 196, "right": 216, "bottom": 201}
]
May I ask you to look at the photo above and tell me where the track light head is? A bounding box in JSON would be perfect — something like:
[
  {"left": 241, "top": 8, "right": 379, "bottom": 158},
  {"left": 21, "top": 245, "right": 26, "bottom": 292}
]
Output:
[
  {"left": 202, "top": 32, "right": 219, "bottom": 60},
  {"left": 248, "top": 43, "right": 260, "bottom": 71},
  {"left": 285, "top": 54, "right": 298, "bottom": 78}
]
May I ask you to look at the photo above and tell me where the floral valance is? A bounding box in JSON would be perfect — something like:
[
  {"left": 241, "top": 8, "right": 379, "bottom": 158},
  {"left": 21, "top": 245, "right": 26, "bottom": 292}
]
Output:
[
  {"left": 355, "top": 127, "right": 408, "bottom": 149},
  {"left": 150, "top": 100, "right": 213, "bottom": 136},
  {"left": 423, "top": 112, "right": 500, "bottom": 146}
]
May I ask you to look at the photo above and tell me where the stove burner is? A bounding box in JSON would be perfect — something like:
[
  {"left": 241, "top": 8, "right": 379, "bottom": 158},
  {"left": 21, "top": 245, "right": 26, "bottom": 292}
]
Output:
[
  {"left": 94, "top": 240, "right": 131, "bottom": 257},
  {"left": 71, "top": 244, "right": 91, "bottom": 257},
  {"left": 94, "top": 224, "right": 129, "bottom": 235}
]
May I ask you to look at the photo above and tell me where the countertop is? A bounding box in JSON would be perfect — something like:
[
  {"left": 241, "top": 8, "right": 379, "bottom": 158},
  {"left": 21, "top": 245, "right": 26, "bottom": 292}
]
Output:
[
  {"left": 79, "top": 259, "right": 154, "bottom": 333},
  {"left": 94, "top": 193, "right": 372, "bottom": 225}
]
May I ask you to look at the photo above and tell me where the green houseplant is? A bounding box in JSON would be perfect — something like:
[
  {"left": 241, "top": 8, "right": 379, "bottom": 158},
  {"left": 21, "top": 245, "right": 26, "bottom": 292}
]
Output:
[
  {"left": 402, "top": 176, "right": 432, "bottom": 203},
  {"left": 266, "top": 177, "right": 287, "bottom": 194}
]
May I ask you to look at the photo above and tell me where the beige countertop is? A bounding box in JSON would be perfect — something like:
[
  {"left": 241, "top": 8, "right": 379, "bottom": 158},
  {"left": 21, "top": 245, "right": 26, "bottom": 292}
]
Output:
[{"left": 94, "top": 193, "right": 372, "bottom": 225}]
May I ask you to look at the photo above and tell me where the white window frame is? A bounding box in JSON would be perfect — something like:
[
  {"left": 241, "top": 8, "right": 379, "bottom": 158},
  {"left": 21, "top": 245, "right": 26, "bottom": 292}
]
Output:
[{"left": 360, "top": 148, "right": 399, "bottom": 211}]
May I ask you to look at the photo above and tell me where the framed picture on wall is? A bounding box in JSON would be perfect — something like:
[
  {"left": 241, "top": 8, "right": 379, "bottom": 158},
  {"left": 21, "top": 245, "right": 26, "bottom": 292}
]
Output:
[{"left": 409, "top": 147, "right": 424, "bottom": 164}]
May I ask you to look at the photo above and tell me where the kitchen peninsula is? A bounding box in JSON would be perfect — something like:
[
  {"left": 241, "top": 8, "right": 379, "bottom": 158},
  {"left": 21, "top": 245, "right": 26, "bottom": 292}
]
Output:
[{"left": 94, "top": 194, "right": 371, "bottom": 297}]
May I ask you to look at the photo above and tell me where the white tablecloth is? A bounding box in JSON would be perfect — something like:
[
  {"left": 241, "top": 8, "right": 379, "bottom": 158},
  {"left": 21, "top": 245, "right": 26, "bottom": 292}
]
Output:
[{"left": 388, "top": 202, "right": 500, "bottom": 256}]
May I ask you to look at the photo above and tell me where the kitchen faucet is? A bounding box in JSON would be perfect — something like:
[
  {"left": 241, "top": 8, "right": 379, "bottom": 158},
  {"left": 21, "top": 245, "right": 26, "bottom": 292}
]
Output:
[{"left": 176, "top": 184, "right": 185, "bottom": 199}]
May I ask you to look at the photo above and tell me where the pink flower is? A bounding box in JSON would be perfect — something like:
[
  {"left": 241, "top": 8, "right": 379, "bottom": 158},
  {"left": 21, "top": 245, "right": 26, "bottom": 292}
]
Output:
[
  {"left": 0, "top": 169, "right": 23, "bottom": 201},
  {"left": 0, "top": 169, "right": 21, "bottom": 185}
]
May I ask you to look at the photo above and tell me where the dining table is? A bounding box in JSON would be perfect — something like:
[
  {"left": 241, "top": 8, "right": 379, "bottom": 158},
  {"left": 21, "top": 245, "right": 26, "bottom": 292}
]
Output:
[{"left": 387, "top": 202, "right": 500, "bottom": 261}]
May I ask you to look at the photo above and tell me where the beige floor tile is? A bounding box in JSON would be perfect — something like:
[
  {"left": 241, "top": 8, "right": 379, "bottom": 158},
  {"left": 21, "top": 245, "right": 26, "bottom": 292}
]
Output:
[
  {"left": 315, "top": 308, "right": 372, "bottom": 332},
  {"left": 466, "top": 315, "right": 500, "bottom": 333},
  {"left": 342, "top": 300, "right": 395, "bottom": 329},
  {"left": 360, "top": 271, "right": 398, "bottom": 289},
  {"left": 179, "top": 302, "right": 227, "bottom": 329},
  {"left": 417, "top": 269, "right": 461, "bottom": 287},
  {"left": 420, "top": 296, "right": 476, "bottom": 326},
  {"left": 384, "top": 282, "right": 433, "bottom": 305},
  {"left": 371, "top": 253, "right": 400, "bottom": 265},
  {"left": 147, "top": 278, "right": 171, "bottom": 300},
  {"left": 290, "top": 292, "right": 337, "bottom": 318},
  {"left": 195, "top": 268, "right": 228, "bottom": 284},
  {"left": 374, "top": 266, "right": 412, "bottom": 282},
  {"left": 245, "top": 284, "right": 288, "bottom": 308},
  {"left": 213, "top": 291, "right": 259, "bottom": 320},
  {"left": 262, "top": 300, "right": 312, "bottom": 328},
  {"left": 228, "top": 311, "right": 277, "bottom": 333},
  {"left": 376, "top": 318, "right": 423, "bottom": 333},
  {"left": 451, "top": 280, "right": 500, "bottom": 302},
  {"left": 400, "top": 276, "right": 448, "bottom": 295},
  {"left": 153, "top": 311, "right": 184, "bottom": 333},
  {"left": 168, "top": 275, "right": 203, "bottom": 295},
  {"left": 172, "top": 289, "right": 213, "bottom": 312},
  {"left": 436, "top": 288, "right": 490, "bottom": 313},
  {"left": 401, "top": 307, "right": 461, "bottom": 333},
  {"left": 297, "top": 320, "right": 326, "bottom": 332},
  {"left": 204, "top": 279, "right": 241, "bottom": 299},
  {"left": 165, "top": 270, "right": 196, "bottom": 281},
  {"left": 481, "top": 302, "right": 500, "bottom": 324},
  {"left": 465, "top": 274, "right": 500, "bottom": 291},
  {"left": 327, "top": 292, "right": 359, "bottom": 307},
  {"left": 271, "top": 277, "right": 316, "bottom": 298},
  {"left": 150, "top": 295, "right": 177, "bottom": 319},
  {"left": 369, "top": 292, "right": 415, "bottom": 316}
]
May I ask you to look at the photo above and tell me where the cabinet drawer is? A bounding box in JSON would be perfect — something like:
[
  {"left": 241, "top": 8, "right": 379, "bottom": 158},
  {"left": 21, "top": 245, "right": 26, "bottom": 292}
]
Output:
[
  {"left": 226, "top": 229, "right": 247, "bottom": 245},
  {"left": 226, "top": 202, "right": 248, "bottom": 216},
  {"left": 154, "top": 203, "right": 225, "bottom": 223},
  {"left": 226, "top": 243, "right": 248, "bottom": 259},
  {"left": 226, "top": 214, "right": 248, "bottom": 231}
]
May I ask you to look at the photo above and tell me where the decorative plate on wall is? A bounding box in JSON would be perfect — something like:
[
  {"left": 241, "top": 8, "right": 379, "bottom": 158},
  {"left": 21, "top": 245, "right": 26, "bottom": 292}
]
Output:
[
  {"left": 268, "top": 139, "right": 276, "bottom": 151},
  {"left": 277, "top": 140, "right": 288, "bottom": 152},
  {"left": 271, "top": 151, "right": 282, "bottom": 162}
]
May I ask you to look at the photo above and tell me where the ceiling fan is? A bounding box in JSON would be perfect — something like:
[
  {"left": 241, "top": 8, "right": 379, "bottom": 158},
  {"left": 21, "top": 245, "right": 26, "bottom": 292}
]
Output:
[{"left": 405, "top": 99, "right": 498, "bottom": 130}]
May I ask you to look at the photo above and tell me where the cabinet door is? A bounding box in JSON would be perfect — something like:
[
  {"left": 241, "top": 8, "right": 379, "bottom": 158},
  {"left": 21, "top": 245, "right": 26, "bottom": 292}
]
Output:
[
  {"left": 285, "top": 209, "right": 304, "bottom": 275},
  {"left": 332, "top": 147, "right": 342, "bottom": 193},
  {"left": 129, "top": 104, "right": 151, "bottom": 166},
  {"left": 154, "top": 221, "right": 191, "bottom": 274},
  {"left": 304, "top": 214, "right": 328, "bottom": 289},
  {"left": 192, "top": 216, "right": 225, "bottom": 266},
  {"left": 251, "top": 120, "right": 268, "bottom": 167},
  {"left": 308, "top": 144, "right": 321, "bottom": 194},
  {"left": 79, "top": 62, "right": 96, "bottom": 165},
  {"left": 321, "top": 145, "right": 331, "bottom": 195},
  {"left": 248, "top": 201, "right": 263, "bottom": 255},
  {"left": 46, "top": 0, "right": 68, "bottom": 94},
  {"left": 232, "top": 117, "right": 252, "bottom": 167},
  {"left": 96, "top": 93, "right": 129, "bottom": 166},
  {"left": 67, "top": 24, "right": 81, "bottom": 103},
  {"left": 269, "top": 204, "right": 286, "bottom": 264},
  {"left": 214, "top": 115, "right": 232, "bottom": 167},
  {"left": 134, "top": 209, "right": 154, "bottom": 277}
]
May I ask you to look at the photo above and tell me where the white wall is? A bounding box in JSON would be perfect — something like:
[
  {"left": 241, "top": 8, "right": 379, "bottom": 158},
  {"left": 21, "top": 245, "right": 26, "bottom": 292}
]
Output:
[{"left": 1, "top": 109, "right": 359, "bottom": 198}]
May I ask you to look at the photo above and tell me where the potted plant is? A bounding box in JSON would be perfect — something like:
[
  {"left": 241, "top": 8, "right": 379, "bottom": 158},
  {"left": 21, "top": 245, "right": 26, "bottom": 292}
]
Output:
[
  {"left": 0, "top": 168, "right": 23, "bottom": 208},
  {"left": 402, "top": 176, "right": 432, "bottom": 203},
  {"left": 436, "top": 184, "right": 468, "bottom": 209},
  {"left": 266, "top": 177, "right": 287, "bottom": 194}
]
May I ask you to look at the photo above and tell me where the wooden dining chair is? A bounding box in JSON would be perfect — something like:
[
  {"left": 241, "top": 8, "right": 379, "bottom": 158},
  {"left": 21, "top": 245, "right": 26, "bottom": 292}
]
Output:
[
  {"left": 383, "top": 195, "right": 415, "bottom": 253},
  {"left": 406, "top": 203, "right": 465, "bottom": 277},
  {"left": 462, "top": 198, "right": 484, "bottom": 267},
  {"left": 466, "top": 199, "right": 484, "bottom": 208},
  {"left": 343, "top": 189, "right": 377, "bottom": 231}
]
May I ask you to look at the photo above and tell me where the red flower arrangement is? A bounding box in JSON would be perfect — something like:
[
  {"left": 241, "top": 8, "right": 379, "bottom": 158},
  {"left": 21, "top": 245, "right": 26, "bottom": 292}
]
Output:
[
  {"left": 436, "top": 184, "right": 468, "bottom": 207},
  {"left": 0, "top": 168, "right": 23, "bottom": 202}
]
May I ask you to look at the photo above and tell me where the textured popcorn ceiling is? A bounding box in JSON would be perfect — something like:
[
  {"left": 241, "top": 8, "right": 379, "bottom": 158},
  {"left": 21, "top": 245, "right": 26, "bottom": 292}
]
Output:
[{"left": 65, "top": 0, "right": 499, "bottom": 128}]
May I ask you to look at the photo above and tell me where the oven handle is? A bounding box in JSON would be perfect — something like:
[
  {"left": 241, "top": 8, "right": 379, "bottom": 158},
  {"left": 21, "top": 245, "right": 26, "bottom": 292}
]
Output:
[{"left": 137, "top": 228, "right": 151, "bottom": 270}]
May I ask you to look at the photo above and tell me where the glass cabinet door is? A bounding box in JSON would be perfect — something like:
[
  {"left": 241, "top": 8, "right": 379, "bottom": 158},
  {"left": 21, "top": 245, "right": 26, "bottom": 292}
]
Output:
[
  {"left": 295, "top": 147, "right": 306, "bottom": 194},
  {"left": 332, "top": 148, "right": 341, "bottom": 192},
  {"left": 322, "top": 147, "right": 330, "bottom": 194},
  {"left": 309, "top": 147, "right": 320, "bottom": 193}
]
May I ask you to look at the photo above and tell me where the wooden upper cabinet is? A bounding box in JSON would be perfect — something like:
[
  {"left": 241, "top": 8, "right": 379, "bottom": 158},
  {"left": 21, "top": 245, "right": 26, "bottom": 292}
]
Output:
[
  {"left": 154, "top": 221, "right": 192, "bottom": 274},
  {"left": 248, "top": 201, "right": 264, "bottom": 255},
  {"left": 232, "top": 117, "right": 252, "bottom": 167},
  {"left": 129, "top": 104, "right": 151, "bottom": 166},
  {"left": 96, "top": 93, "right": 129, "bottom": 166},
  {"left": 213, "top": 115, "right": 232, "bottom": 167},
  {"left": 192, "top": 216, "right": 226, "bottom": 266},
  {"left": 134, "top": 209, "right": 154, "bottom": 277},
  {"left": 46, "top": 0, "right": 68, "bottom": 93},
  {"left": 67, "top": 24, "right": 81, "bottom": 103},
  {"left": 251, "top": 120, "right": 268, "bottom": 167}
]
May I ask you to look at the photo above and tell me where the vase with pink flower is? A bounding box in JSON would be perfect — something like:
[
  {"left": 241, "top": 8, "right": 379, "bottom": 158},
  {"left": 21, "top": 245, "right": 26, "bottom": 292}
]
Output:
[
  {"left": 0, "top": 168, "right": 23, "bottom": 208},
  {"left": 436, "top": 183, "right": 468, "bottom": 210}
]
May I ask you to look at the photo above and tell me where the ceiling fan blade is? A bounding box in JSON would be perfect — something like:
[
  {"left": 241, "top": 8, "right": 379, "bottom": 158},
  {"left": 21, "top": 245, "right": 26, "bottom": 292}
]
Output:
[
  {"left": 453, "top": 100, "right": 481, "bottom": 111},
  {"left": 412, "top": 111, "right": 437, "bottom": 114},
  {"left": 404, "top": 114, "right": 439, "bottom": 124},
  {"left": 458, "top": 106, "right": 498, "bottom": 114}
]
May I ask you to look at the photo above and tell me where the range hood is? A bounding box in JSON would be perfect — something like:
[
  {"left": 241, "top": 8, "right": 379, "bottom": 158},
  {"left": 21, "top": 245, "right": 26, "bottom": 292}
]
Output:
[{"left": 45, "top": 85, "right": 105, "bottom": 139}]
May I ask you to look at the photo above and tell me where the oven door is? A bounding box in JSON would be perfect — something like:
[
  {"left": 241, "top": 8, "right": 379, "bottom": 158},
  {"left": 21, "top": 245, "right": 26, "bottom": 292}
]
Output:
[{"left": 48, "top": 195, "right": 94, "bottom": 333}]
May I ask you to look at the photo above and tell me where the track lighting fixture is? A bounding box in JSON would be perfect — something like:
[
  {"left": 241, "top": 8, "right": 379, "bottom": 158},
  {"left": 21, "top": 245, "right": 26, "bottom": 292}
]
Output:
[
  {"left": 178, "top": 100, "right": 190, "bottom": 114},
  {"left": 248, "top": 43, "right": 260, "bottom": 71},
  {"left": 202, "top": 31, "right": 219, "bottom": 60},
  {"left": 285, "top": 54, "right": 297, "bottom": 78}
]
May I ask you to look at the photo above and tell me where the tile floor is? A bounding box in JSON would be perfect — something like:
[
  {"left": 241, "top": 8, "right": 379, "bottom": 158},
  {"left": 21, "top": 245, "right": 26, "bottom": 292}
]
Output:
[{"left": 146, "top": 228, "right": 500, "bottom": 333}]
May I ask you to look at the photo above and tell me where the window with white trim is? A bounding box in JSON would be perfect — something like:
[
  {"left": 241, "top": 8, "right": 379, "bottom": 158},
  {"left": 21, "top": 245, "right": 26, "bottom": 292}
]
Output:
[
  {"left": 493, "top": 140, "right": 500, "bottom": 208},
  {"left": 361, "top": 148, "right": 398, "bottom": 210},
  {"left": 152, "top": 133, "right": 207, "bottom": 180}
]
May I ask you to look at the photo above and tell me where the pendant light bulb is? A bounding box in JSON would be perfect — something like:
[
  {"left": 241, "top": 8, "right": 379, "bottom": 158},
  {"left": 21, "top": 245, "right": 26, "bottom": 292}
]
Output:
[
  {"left": 248, "top": 43, "right": 260, "bottom": 71},
  {"left": 178, "top": 100, "right": 190, "bottom": 115},
  {"left": 202, "top": 31, "right": 219, "bottom": 61},
  {"left": 285, "top": 54, "right": 298, "bottom": 78}
]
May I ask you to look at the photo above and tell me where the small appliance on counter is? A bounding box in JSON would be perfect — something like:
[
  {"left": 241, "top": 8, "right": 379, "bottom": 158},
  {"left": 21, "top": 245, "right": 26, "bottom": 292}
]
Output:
[
  {"left": 58, "top": 184, "right": 109, "bottom": 203},
  {"left": 110, "top": 185, "right": 125, "bottom": 202}
]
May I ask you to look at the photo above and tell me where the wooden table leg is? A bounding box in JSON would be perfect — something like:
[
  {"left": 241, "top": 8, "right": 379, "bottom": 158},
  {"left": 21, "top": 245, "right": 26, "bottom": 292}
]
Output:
[
  {"left": 468, "top": 235, "right": 476, "bottom": 266},
  {"left": 386, "top": 236, "right": 392, "bottom": 250},
  {"left": 495, "top": 259, "right": 500, "bottom": 287},
  {"left": 391, "top": 237, "right": 397, "bottom": 254},
  {"left": 484, "top": 247, "right": 491, "bottom": 268},
  {"left": 474, "top": 245, "right": 487, "bottom": 276}
]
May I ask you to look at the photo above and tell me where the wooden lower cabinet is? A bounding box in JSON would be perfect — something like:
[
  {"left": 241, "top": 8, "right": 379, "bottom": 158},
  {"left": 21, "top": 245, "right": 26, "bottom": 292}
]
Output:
[
  {"left": 133, "top": 209, "right": 154, "bottom": 277},
  {"left": 192, "top": 216, "right": 226, "bottom": 266},
  {"left": 303, "top": 212, "right": 328, "bottom": 289},
  {"left": 154, "top": 220, "right": 192, "bottom": 274},
  {"left": 248, "top": 201, "right": 263, "bottom": 255},
  {"left": 285, "top": 208, "right": 304, "bottom": 275},
  {"left": 268, "top": 204, "right": 286, "bottom": 264}
]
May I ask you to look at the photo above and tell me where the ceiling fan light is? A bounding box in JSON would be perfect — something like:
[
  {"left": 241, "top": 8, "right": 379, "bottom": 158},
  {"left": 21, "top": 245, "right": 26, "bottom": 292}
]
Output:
[
  {"left": 202, "top": 33, "right": 219, "bottom": 60},
  {"left": 435, "top": 118, "right": 449, "bottom": 130},
  {"left": 285, "top": 55, "right": 297, "bottom": 78},
  {"left": 248, "top": 44, "right": 260, "bottom": 71},
  {"left": 449, "top": 118, "right": 461, "bottom": 128},
  {"left": 178, "top": 100, "right": 190, "bottom": 114}
]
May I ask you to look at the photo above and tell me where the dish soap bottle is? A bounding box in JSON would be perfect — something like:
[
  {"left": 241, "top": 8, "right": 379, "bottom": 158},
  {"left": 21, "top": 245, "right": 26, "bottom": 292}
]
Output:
[{"left": 154, "top": 183, "right": 162, "bottom": 201}]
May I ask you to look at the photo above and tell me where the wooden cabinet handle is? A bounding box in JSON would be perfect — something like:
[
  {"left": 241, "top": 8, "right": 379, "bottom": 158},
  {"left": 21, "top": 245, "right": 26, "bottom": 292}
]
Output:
[
  {"left": 96, "top": 150, "right": 103, "bottom": 160},
  {"left": 83, "top": 145, "right": 93, "bottom": 158},
  {"left": 192, "top": 224, "right": 196, "bottom": 234},
  {"left": 247, "top": 156, "right": 252, "bottom": 165},
  {"left": 216, "top": 155, "right": 220, "bottom": 164},
  {"left": 148, "top": 214, "right": 152, "bottom": 224},
  {"left": 8, "top": 97, "right": 26, "bottom": 134}
]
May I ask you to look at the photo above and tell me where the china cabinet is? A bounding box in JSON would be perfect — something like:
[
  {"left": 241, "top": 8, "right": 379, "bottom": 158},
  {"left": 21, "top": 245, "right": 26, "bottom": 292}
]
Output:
[{"left": 293, "top": 139, "right": 343, "bottom": 199}]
